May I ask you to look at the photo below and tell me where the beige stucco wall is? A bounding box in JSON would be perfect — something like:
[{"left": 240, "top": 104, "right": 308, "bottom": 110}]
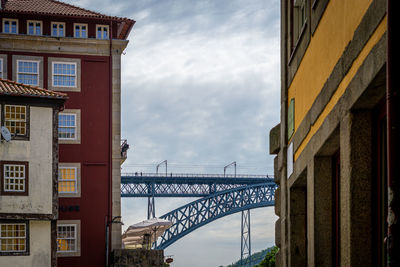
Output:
[
  {"left": 0, "top": 220, "right": 51, "bottom": 267},
  {"left": 0, "top": 106, "right": 53, "bottom": 214},
  {"left": 111, "top": 47, "right": 123, "bottom": 251}
]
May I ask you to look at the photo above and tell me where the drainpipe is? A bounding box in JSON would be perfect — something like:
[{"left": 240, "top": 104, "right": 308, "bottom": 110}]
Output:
[{"left": 387, "top": 1, "right": 399, "bottom": 266}]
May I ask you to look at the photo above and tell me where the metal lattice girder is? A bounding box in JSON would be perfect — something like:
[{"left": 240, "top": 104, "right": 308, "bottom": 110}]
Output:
[
  {"left": 121, "top": 173, "right": 274, "bottom": 198},
  {"left": 241, "top": 209, "right": 251, "bottom": 267},
  {"left": 155, "top": 183, "right": 277, "bottom": 249}
]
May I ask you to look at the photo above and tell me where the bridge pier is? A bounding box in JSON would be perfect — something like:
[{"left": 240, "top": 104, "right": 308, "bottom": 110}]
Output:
[{"left": 241, "top": 209, "right": 251, "bottom": 267}]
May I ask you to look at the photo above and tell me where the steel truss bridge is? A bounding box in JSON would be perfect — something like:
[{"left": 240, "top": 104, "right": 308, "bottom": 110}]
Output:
[{"left": 121, "top": 173, "right": 277, "bottom": 265}]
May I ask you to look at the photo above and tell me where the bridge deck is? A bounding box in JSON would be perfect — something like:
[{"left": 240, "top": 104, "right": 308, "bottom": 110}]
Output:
[{"left": 121, "top": 173, "right": 274, "bottom": 197}]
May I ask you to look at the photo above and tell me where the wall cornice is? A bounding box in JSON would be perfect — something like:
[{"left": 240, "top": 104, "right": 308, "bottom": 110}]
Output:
[{"left": 0, "top": 34, "right": 129, "bottom": 56}]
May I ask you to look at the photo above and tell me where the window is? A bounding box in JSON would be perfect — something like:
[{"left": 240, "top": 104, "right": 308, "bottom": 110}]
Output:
[
  {"left": 52, "top": 62, "right": 76, "bottom": 87},
  {"left": 27, "top": 20, "right": 42, "bottom": 35},
  {"left": 58, "top": 167, "right": 77, "bottom": 194},
  {"left": 57, "top": 224, "right": 76, "bottom": 252},
  {"left": 0, "top": 161, "right": 28, "bottom": 196},
  {"left": 4, "top": 105, "right": 27, "bottom": 137},
  {"left": 0, "top": 223, "right": 27, "bottom": 254},
  {"left": 51, "top": 22, "right": 65, "bottom": 37},
  {"left": 58, "top": 163, "right": 80, "bottom": 197},
  {"left": 57, "top": 222, "right": 80, "bottom": 256},
  {"left": 58, "top": 113, "right": 76, "bottom": 140},
  {"left": 292, "top": 0, "right": 306, "bottom": 45},
  {"left": 17, "top": 60, "right": 39, "bottom": 86},
  {"left": 2, "top": 19, "right": 18, "bottom": 34},
  {"left": 58, "top": 109, "right": 80, "bottom": 144},
  {"left": 96, "top": 25, "right": 109, "bottom": 39},
  {"left": 74, "top": 24, "right": 87, "bottom": 38},
  {"left": 3, "top": 164, "right": 26, "bottom": 193}
]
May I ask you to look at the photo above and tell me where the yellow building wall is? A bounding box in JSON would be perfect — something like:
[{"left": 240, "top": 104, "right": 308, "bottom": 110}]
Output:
[
  {"left": 287, "top": 0, "right": 387, "bottom": 160},
  {"left": 288, "top": 0, "right": 372, "bottom": 136},
  {"left": 295, "top": 17, "right": 387, "bottom": 160}
]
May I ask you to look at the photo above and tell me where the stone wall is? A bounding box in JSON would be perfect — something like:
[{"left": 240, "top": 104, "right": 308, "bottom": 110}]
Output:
[{"left": 111, "top": 249, "right": 164, "bottom": 267}]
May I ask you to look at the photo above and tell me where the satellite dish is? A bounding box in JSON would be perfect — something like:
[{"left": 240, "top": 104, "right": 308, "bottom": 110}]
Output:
[{"left": 1, "top": 126, "right": 11, "bottom": 142}]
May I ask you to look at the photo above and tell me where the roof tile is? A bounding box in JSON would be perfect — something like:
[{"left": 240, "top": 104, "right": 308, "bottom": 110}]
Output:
[
  {"left": 0, "top": 78, "right": 68, "bottom": 100},
  {"left": 2, "top": 0, "right": 131, "bottom": 21}
]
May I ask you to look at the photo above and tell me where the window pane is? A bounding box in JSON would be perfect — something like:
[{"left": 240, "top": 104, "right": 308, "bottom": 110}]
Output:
[
  {"left": 57, "top": 225, "right": 76, "bottom": 252},
  {"left": 4, "top": 21, "right": 10, "bottom": 33},
  {"left": 17, "top": 61, "right": 39, "bottom": 86},
  {"left": 11, "top": 21, "right": 17, "bottom": 33},
  {"left": 58, "top": 113, "right": 76, "bottom": 139},
  {"left": 75, "top": 25, "right": 80, "bottom": 38},
  {"left": 0, "top": 224, "right": 27, "bottom": 252},
  {"left": 4, "top": 105, "right": 27, "bottom": 136},
  {"left": 28, "top": 22, "right": 34, "bottom": 35}
]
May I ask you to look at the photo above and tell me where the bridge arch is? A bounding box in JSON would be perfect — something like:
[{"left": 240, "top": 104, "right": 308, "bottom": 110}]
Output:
[{"left": 156, "top": 182, "right": 276, "bottom": 249}]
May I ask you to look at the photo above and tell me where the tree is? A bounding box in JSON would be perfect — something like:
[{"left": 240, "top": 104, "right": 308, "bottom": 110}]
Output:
[{"left": 254, "top": 246, "right": 278, "bottom": 267}]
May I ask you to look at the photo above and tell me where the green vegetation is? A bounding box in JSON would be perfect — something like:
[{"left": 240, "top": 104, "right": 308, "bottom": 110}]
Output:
[
  {"left": 253, "top": 246, "right": 278, "bottom": 267},
  {"left": 220, "top": 246, "right": 277, "bottom": 267}
]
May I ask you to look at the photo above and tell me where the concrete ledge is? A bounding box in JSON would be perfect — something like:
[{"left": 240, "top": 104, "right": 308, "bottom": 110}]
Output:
[{"left": 269, "top": 123, "right": 281, "bottom": 155}]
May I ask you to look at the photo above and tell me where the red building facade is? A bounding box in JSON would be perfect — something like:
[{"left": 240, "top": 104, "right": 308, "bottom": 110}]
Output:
[{"left": 0, "top": 1, "right": 134, "bottom": 266}]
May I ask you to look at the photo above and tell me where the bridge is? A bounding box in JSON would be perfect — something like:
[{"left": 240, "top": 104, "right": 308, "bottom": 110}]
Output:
[{"left": 121, "top": 172, "right": 277, "bottom": 266}]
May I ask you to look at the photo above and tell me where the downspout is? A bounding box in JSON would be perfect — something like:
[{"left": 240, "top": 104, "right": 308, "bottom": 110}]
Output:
[
  {"left": 106, "top": 20, "right": 113, "bottom": 267},
  {"left": 386, "top": 1, "right": 399, "bottom": 266}
]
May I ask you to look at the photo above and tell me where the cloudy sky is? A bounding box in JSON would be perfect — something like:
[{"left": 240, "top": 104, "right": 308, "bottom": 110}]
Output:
[{"left": 66, "top": 0, "right": 280, "bottom": 266}]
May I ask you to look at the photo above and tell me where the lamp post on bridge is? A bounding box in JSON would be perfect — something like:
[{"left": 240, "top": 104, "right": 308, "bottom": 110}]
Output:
[
  {"left": 156, "top": 160, "right": 167, "bottom": 176},
  {"left": 148, "top": 160, "right": 168, "bottom": 219},
  {"left": 224, "top": 161, "right": 251, "bottom": 267},
  {"left": 224, "top": 161, "right": 236, "bottom": 177}
]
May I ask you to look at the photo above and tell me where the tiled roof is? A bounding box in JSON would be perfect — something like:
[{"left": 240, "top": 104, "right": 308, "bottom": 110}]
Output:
[
  {"left": 1, "top": 0, "right": 131, "bottom": 21},
  {"left": 0, "top": 79, "right": 68, "bottom": 100}
]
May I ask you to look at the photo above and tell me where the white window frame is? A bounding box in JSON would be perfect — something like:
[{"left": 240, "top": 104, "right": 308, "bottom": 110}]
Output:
[
  {"left": 3, "top": 164, "right": 26, "bottom": 193},
  {"left": 73, "top": 23, "right": 88, "bottom": 38},
  {"left": 2, "top": 18, "right": 18, "bottom": 34},
  {"left": 57, "top": 224, "right": 77, "bottom": 253},
  {"left": 56, "top": 221, "right": 80, "bottom": 257},
  {"left": 0, "top": 223, "right": 27, "bottom": 253},
  {"left": 26, "top": 20, "right": 42, "bottom": 36},
  {"left": 58, "top": 109, "right": 80, "bottom": 144},
  {"left": 4, "top": 104, "right": 27, "bottom": 137},
  {"left": 52, "top": 62, "right": 77, "bottom": 88},
  {"left": 16, "top": 60, "right": 40, "bottom": 86},
  {"left": 96, "top": 24, "right": 109, "bottom": 40},
  {"left": 51, "top": 22, "right": 65, "bottom": 37},
  {"left": 58, "top": 113, "right": 77, "bottom": 140},
  {"left": 58, "top": 167, "right": 77, "bottom": 194}
]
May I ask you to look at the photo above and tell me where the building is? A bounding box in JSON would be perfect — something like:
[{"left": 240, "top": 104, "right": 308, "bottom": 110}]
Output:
[
  {"left": 269, "top": 0, "right": 398, "bottom": 266},
  {"left": 0, "top": 78, "right": 67, "bottom": 266},
  {"left": 0, "top": 1, "right": 135, "bottom": 266}
]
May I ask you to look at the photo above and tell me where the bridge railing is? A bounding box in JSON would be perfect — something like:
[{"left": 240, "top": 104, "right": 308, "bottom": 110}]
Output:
[{"left": 122, "top": 172, "right": 272, "bottom": 179}]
